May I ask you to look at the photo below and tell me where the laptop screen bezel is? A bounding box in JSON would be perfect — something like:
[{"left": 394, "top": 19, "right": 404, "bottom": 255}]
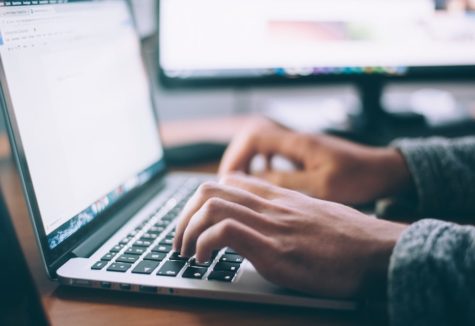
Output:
[{"left": 0, "top": 0, "right": 168, "bottom": 276}]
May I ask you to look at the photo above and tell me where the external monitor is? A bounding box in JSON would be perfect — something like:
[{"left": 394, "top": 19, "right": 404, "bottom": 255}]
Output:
[{"left": 159, "top": 0, "right": 475, "bottom": 125}]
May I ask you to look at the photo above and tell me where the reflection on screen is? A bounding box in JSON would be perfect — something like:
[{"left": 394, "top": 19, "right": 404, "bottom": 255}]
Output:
[
  {"left": 160, "top": 0, "right": 475, "bottom": 79},
  {"left": 0, "top": 1, "right": 164, "bottom": 249}
]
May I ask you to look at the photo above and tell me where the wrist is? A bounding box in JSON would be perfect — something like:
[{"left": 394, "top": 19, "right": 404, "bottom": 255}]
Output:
[
  {"left": 362, "top": 221, "right": 407, "bottom": 299},
  {"left": 373, "top": 148, "right": 414, "bottom": 198}
]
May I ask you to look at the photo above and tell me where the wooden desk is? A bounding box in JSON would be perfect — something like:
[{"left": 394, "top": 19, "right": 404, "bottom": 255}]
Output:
[{"left": 0, "top": 117, "right": 374, "bottom": 326}]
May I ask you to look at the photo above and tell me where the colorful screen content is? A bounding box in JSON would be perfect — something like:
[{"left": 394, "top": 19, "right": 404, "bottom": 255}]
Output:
[
  {"left": 160, "top": 0, "right": 475, "bottom": 80},
  {"left": 0, "top": 0, "right": 165, "bottom": 249}
]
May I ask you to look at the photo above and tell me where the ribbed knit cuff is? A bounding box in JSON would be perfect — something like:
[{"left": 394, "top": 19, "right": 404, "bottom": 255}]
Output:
[{"left": 388, "top": 219, "right": 475, "bottom": 326}]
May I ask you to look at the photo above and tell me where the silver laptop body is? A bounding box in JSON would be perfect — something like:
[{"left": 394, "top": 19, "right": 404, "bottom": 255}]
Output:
[{"left": 0, "top": 0, "right": 355, "bottom": 310}]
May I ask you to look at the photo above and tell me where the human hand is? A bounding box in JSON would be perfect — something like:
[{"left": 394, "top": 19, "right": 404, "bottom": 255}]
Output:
[
  {"left": 219, "top": 118, "right": 412, "bottom": 205},
  {"left": 174, "top": 174, "right": 407, "bottom": 298}
]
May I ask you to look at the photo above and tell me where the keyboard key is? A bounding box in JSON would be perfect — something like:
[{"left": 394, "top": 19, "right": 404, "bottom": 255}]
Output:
[
  {"left": 101, "top": 252, "right": 116, "bottom": 261},
  {"left": 119, "top": 237, "right": 133, "bottom": 245},
  {"left": 219, "top": 254, "right": 243, "bottom": 264},
  {"left": 214, "top": 262, "right": 240, "bottom": 272},
  {"left": 107, "top": 262, "right": 131, "bottom": 273},
  {"left": 182, "top": 266, "right": 207, "bottom": 279},
  {"left": 134, "top": 240, "right": 153, "bottom": 248},
  {"left": 160, "top": 238, "right": 174, "bottom": 245},
  {"left": 138, "top": 220, "right": 149, "bottom": 228},
  {"left": 157, "top": 261, "right": 186, "bottom": 277},
  {"left": 162, "top": 213, "right": 176, "bottom": 221},
  {"left": 189, "top": 258, "right": 212, "bottom": 267},
  {"left": 144, "top": 252, "right": 166, "bottom": 262},
  {"left": 208, "top": 271, "right": 236, "bottom": 282},
  {"left": 125, "top": 246, "right": 146, "bottom": 255},
  {"left": 155, "top": 220, "right": 170, "bottom": 227},
  {"left": 128, "top": 230, "right": 139, "bottom": 237},
  {"left": 110, "top": 244, "right": 124, "bottom": 253},
  {"left": 169, "top": 251, "right": 189, "bottom": 261},
  {"left": 91, "top": 261, "right": 108, "bottom": 270},
  {"left": 116, "top": 254, "right": 139, "bottom": 264},
  {"left": 152, "top": 244, "right": 172, "bottom": 253},
  {"left": 141, "top": 233, "right": 159, "bottom": 241},
  {"left": 147, "top": 226, "right": 165, "bottom": 234},
  {"left": 167, "top": 230, "right": 176, "bottom": 238},
  {"left": 225, "top": 248, "right": 238, "bottom": 255},
  {"left": 132, "top": 260, "right": 160, "bottom": 275}
]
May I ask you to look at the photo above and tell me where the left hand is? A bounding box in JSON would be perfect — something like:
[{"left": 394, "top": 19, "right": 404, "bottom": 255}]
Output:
[
  {"left": 174, "top": 174, "right": 407, "bottom": 299},
  {"left": 218, "top": 118, "right": 412, "bottom": 205}
]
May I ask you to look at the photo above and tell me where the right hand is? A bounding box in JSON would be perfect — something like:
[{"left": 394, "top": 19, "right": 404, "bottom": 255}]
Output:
[
  {"left": 174, "top": 174, "right": 407, "bottom": 298},
  {"left": 219, "top": 118, "right": 412, "bottom": 205}
]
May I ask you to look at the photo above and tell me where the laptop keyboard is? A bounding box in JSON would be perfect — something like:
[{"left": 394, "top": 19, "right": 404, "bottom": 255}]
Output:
[{"left": 90, "top": 179, "right": 244, "bottom": 283}]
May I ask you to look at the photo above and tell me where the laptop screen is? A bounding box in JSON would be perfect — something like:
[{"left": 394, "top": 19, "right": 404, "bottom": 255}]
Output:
[{"left": 0, "top": 0, "right": 164, "bottom": 250}]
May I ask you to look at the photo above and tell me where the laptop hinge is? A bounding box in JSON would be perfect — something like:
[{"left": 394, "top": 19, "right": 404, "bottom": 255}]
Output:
[{"left": 71, "top": 177, "right": 167, "bottom": 258}]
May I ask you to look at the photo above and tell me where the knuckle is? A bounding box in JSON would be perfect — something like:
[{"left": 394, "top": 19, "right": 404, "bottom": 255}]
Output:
[
  {"left": 203, "top": 197, "right": 226, "bottom": 216},
  {"left": 218, "top": 218, "right": 237, "bottom": 239},
  {"left": 197, "top": 181, "right": 219, "bottom": 197}
]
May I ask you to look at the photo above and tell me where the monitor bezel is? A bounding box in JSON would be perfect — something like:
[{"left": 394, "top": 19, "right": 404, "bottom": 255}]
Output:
[
  {"left": 156, "top": 0, "right": 475, "bottom": 89},
  {"left": 0, "top": 0, "right": 168, "bottom": 277},
  {"left": 158, "top": 65, "right": 475, "bottom": 89}
]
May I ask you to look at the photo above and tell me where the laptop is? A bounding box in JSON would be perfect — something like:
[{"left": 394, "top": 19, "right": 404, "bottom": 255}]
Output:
[
  {"left": 0, "top": 190, "right": 49, "bottom": 326},
  {"left": 0, "top": 0, "right": 355, "bottom": 310}
]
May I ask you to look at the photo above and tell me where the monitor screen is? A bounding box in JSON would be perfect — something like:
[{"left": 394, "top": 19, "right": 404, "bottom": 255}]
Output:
[
  {"left": 0, "top": 0, "right": 164, "bottom": 250},
  {"left": 159, "top": 0, "right": 475, "bottom": 83}
]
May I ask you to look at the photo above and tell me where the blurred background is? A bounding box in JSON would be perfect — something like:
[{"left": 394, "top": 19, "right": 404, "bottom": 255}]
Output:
[
  {"left": 2, "top": 0, "right": 475, "bottom": 151},
  {"left": 139, "top": 0, "right": 475, "bottom": 146}
]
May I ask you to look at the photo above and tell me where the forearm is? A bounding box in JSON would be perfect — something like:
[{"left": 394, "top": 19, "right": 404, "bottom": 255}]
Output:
[
  {"left": 388, "top": 219, "right": 475, "bottom": 326},
  {"left": 392, "top": 136, "right": 475, "bottom": 219}
]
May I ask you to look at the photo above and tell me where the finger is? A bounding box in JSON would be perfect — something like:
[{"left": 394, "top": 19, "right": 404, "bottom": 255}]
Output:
[
  {"left": 220, "top": 173, "right": 280, "bottom": 199},
  {"left": 180, "top": 197, "right": 273, "bottom": 257},
  {"left": 173, "top": 181, "right": 267, "bottom": 251},
  {"left": 218, "top": 131, "right": 260, "bottom": 175},
  {"left": 218, "top": 125, "right": 306, "bottom": 175},
  {"left": 194, "top": 218, "right": 274, "bottom": 269},
  {"left": 256, "top": 171, "right": 312, "bottom": 194}
]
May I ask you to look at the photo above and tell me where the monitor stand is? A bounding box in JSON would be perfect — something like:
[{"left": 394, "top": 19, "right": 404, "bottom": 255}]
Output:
[
  {"left": 359, "top": 77, "right": 426, "bottom": 128},
  {"left": 330, "top": 78, "right": 427, "bottom": 145}
]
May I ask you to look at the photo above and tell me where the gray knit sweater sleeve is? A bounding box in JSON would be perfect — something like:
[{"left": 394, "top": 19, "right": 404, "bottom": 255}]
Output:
[
  {"left": 386, "top": 137, "right": 475, "bottom": 325},
  {"left": 388, "top": 219, "right": 475, "bottom": 326},
  {"left": 392, "top": 137, "right": 475, "bottom": 218}
]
